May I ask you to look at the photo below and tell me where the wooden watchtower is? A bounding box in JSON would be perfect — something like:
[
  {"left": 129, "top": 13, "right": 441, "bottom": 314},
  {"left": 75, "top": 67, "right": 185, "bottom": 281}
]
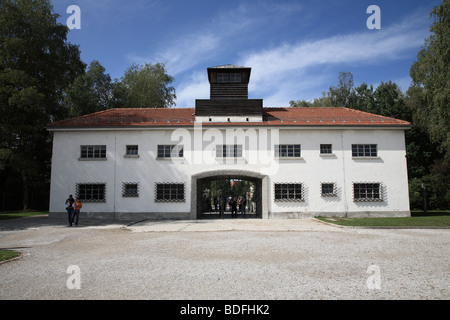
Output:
[{"left": 195, "top": 65, "right": 263, "bottom": 121}]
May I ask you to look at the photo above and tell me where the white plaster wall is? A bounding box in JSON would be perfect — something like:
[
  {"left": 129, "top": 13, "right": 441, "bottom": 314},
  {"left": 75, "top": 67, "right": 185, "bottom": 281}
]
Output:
[
  {"left": 49, "top": 126, "right": 410, "bottom": 218},
  {"left": 49, "top": 130, "right": 192, "bottom": 217},
  {"left": 273, "top": 129, "right": 409, "bottom": 216}
]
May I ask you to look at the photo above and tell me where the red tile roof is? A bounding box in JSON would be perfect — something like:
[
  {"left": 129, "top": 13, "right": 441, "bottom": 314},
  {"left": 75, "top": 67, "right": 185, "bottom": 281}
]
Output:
[{"left": 47, "top": 107, "right": 411, "bottom": 129}]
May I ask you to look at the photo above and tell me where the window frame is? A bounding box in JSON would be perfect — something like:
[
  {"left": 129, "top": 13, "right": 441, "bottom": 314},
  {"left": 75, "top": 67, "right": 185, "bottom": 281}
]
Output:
[
  {"left": 353, "top": 182, "right": 382, "bottom": 202},
  {"left": 216, "top": 144, "right": 243, "bottom": 158},
  {"left": 76, "top": 183, "right": 106, "bottom": 203},
  {"left": 217, "top": 72, "right": 241, "bottom": 83},
  {"left": 320, "top": 144, "right": 333, "bottom": 155},
  {"left": 351, "top": 144, "right": 378, "bottom": 158},
  {"left": 274, "top": 183, "right": 303, "bottom": 202},
  {"left": 79, "top": 145, "right": 106, "bottom": 160},
  {"left": 274, "top": 144, "right": 302, "bottom": 158},
  {"left": 157, "top": 145, "right": 184, "bottom": 159},
  {"left": 125, "top": 145, "right": 139, "bottom": 157},
  {"left": 155, "top": 183, "right": 185, "bottom": 202},
  {"left": 122, "top": 182, "right": 139, "bottom": 198},
  {"left": 321, "top": 182, "right": 336, "bottom": 197}
]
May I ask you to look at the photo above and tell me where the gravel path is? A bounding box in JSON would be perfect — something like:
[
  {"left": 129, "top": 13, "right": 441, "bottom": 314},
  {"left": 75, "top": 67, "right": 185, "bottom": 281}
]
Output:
[{"left": 0, "top": 216, "right": 449, "bottom": 300}]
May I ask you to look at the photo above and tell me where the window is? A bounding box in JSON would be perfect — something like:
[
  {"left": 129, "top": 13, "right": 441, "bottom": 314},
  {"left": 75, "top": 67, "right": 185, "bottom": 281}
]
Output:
[
  {"left": 321, "top": 183, "right": 336, "bottom": 196},
  {"left": 353, "top": 183, "right": 382, "bottom": 201},
  {"left": 216, "top": 145, "right": 243, "bottom": 158},
  {"left": 80, "top": 145, "right": 106, "bottom": 159},
  {"left": 352, "top": 144, "right": 377, "bottom": 157},
  {"left": 76, "top": 183, "right": 106, "bottom": 203},
  {"left": 157, "top": 145, "right": 183, "bottom": 158},
  {"left": 275, "top": 145, "right": 301, "bottom": 158},
  {"left": 155, "top": 183, "right": 185, "bottom": 202},
  {"left": 320, "top": 144, "right": 332, "bottom": 154},
  {"left": 122, "top": 183, "right": 139, "bottom": 197},
  {"left": 217, "top": 73, "right": 241, "bottom": 83},
  {"left": 126, "top": 145, "right": 139, "bottom": 156},
  {"left": 274, "top": 183, "right": 303, "bottom": 201}
]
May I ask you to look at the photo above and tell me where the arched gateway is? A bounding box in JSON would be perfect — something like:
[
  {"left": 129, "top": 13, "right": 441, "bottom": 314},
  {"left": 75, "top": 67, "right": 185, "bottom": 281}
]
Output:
[{"left": 191, "top": 170, "right": 269, "bottom": 219}]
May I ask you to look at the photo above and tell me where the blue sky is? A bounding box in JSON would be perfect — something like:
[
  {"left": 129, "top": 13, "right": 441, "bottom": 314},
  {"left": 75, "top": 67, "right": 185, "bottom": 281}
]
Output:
[{"left": 52, "top": 0, "right": 441, "bottom": 108}]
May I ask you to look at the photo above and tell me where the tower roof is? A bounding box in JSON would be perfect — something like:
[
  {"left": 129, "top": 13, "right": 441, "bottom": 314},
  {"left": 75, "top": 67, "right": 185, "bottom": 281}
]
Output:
[{"left": 208, "top": 64, "right": 248, "bottom": 69}]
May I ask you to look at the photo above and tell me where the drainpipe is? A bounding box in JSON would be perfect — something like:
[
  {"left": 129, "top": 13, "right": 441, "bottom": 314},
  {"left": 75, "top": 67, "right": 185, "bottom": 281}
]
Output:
[
  {"left": 113, "top": 130, "right": 117, "bottom": 219},
  {"left": 341, "top": 130, "right": 348, "bottom": 218}
]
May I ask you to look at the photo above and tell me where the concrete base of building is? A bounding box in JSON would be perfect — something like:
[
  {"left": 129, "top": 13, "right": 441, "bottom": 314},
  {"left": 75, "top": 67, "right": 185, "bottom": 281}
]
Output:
[
  {"left": 49, "top": 211, "right": 192, "bottom": 220},
  {"left": 270, "top": 211, "right": 411, "bottom": 218},
  {"left": 50, "top": 210, "right": 411, "bottom": 220}
]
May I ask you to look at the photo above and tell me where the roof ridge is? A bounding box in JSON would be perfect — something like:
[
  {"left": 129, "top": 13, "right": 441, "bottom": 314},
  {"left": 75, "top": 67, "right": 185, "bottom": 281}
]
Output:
[
  {"left": 342, "top": 107, "right": 409, "bottom": 123},
  {"left": 47, "top": 106, "right": 411, "bottom": 129},
  {"left": 49, "top": 108, "right": 115, "bottom": 125}
]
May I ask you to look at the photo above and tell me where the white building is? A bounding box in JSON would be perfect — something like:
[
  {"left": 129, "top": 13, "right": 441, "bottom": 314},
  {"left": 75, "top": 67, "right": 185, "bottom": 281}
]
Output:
[{"left": 47, "top": 65, "right": 411, "bottom": 219}]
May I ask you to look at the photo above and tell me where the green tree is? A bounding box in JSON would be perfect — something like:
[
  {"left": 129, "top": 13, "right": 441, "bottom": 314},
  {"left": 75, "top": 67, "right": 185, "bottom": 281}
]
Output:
[
  {"left": 289, "top": 91, "right": 333, "bottom": 108},
  {"left": 329, "top": 71, "right": 354, "bottom": 108},
  {"left": 349, "top": 83, "right": 375, "bottom": 112},
  {"left": 289, "top": 99, "right": 312, "bottom": 108},
  {"left": 373, "top": 81, "right": 411, "bottom": 120},
  {"left": 0, "top": 0, "right": 84, "bottom": 209},
  {"left": 407, "top": 0, "right": 450, "bottom": 160},
  {"left": 290, "top": 72, "right": 355, "bottom": 108},
  {"left": 117, "top": 62, "right": 176, "bottom": 108},
  {"left": 64, "top": 60, "right": 113, "bottom": 117}
]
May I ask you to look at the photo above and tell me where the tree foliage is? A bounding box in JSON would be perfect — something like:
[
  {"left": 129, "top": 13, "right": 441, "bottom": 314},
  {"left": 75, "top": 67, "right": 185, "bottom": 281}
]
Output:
[
  {"left": 0, "top": 0, "right": 84, "bottom": 209},
  {"left": 329, "top": 71, "right": 354, "bottom": 108},
  {"left": 407, "top": 0, "right": 450, "bottom": 160},
  {"left": 65, "top": 62, "right": 177, "bottom": 116},
  {"left": 64, "top": 60, "right": 113, "bottom": 117},
  {"left": 117, "top": 62, "right": 176, "bottom": 109}
]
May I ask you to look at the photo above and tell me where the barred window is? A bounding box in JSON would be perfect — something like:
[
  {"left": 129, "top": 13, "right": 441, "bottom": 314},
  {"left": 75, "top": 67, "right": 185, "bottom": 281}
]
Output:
[
  {"left": 321, "top": 183, "right": 336, "bottom": 196},
  {"left": 155, "top": 183, "right": 185, "bottom": 202},
  {"left": 320, "top": 144, "right": 332, "bottom": 154},
  {"left": 80, "top": 145, "right": 106, "bottom": 159},
  {"left": 352, "top": 144, "right": 377, "bottom": 157},
  {"left": 157, "top": 145, "right": 183, "bottom": 158},
  {"left": 122, "top": 183, "right": 139, "bottom": 197},
  {"left": 274, "top": 183, "right": 303, "bottom": 201},
  {"left": 216, "top": 145, "right": 243, "bottom": 158},
  {"left": 275, "top": 145, "right": 301, "bottom": 158},
  {"left": 76, "top": 183, "right": 106, "bottom": 203},
  {"left": 126, "top": 145, "right": 139, "bottom": 156},
  {"left": 353, "top": 183, "right": 382, "bottom": 201}
]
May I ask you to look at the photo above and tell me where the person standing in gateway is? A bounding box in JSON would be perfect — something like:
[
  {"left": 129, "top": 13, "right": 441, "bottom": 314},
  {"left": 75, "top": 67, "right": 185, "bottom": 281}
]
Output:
[{"left": 72, "top": 197, "right": 82, "bottom": 227}]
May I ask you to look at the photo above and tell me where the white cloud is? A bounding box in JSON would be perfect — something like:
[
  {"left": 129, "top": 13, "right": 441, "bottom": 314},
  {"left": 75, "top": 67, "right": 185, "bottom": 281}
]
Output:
[
  {"left": 236, "top": 9, "right": 430, "bottom": 106},
  {"left": 126, "top": 1, "right": 304, "bottom": 77},
  {"left": 158, "top": 33, "right": 221, "bottom": 76},
  {"left": 174, "top": 71, "right": 210, "bottom": 108},
  {"left": 125, "top": 3, "right": 430, "bottom": 108},
  {"left": 243, "top": 21, "right": 426, "bottom": 81}
]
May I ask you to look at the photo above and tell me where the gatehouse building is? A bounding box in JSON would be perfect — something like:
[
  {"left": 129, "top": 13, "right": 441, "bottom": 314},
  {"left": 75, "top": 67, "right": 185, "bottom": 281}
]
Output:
[{"left": 47, "top": 65, "right": 411, "bottom": 219}]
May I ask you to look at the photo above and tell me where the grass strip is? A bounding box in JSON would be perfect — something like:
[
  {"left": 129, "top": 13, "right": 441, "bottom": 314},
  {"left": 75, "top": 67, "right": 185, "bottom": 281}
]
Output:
[
  {"left": 0, "top": 211, "right": 48, "bottom": 220},
  {"left": 318, "top": 211, "right": 450, "bottom": 228},
  {"left": 0, "top": 249, "right": 21, "bottom": 263}
]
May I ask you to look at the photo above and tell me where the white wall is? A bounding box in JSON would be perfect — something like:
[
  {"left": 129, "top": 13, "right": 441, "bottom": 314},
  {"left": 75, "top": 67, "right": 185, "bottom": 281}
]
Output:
[
  {"left": 269, "top": 128, "right": 410, "bottom": 217},
  {"left": 49, "top": 126, "right": 410, "bottom": 218}
]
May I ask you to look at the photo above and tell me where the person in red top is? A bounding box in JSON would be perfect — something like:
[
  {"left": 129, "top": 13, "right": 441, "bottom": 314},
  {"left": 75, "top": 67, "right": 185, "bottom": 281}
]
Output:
[{"left": 72, "top": 198, "right": 82, "bottom": 227}]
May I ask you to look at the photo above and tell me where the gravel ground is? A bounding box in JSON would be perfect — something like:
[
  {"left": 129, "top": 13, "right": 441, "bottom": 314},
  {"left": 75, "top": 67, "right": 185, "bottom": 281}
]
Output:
[{"left": 0, "top": 216, "right": 449, "bottom": 300}]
